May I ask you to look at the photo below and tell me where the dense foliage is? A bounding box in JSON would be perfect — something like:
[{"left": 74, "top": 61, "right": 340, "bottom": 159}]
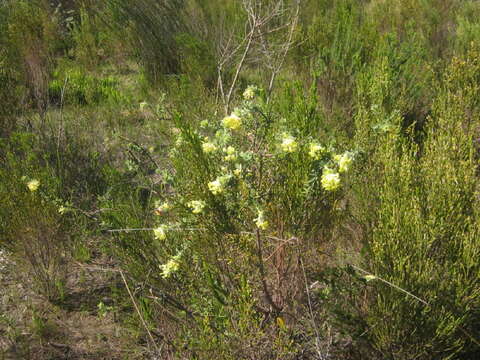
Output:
[{"left": 1, "top": 0, "right": 479, "bottom": 359}]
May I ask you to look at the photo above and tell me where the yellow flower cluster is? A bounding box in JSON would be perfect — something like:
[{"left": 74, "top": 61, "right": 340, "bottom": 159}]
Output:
[
  {"left": 222, "top": 113, "right": 242, "bottom": 130},
  {"left": 224, "top": 146, "right": 237, "bottom": 161},
  {"left": 255, "top": 210, "right": 269, "bottom": 230},
  {"left": 308, "top": 142, "right": 326, "bottom": 160},
  {"left": 160, "top": 255, "right": 181, "bottom": 278},
  {"left": 208, "top": 179, "right": 223, "bottom": 195},
  {"left": 280, "top": 134, "right": 298, "bottom": 153},
  {"left": 154, "top": 201, "right": 171, "bottom": 215},
  {"left": 208, "top": 175, "right": 231, "bottom": 195},
  {"left": 153, "top": 225, "right": 167, "bottom": 240},
  {"left": 233, "top": 164, "right": 242, "bottom": 176},
  {"left": 321, "top": 168, "right": 340, "bottom": 191},
  {"left": 334, "top": 152, "right": 353, "bottom": 173},
  {"left": 27, "top": 179, "right": 40, "bottom": 192},
  {"left": 243, "top": 85, "right": 257, "bottom": 100},
  {"left": 187, "top": 200, "right": 206, "bottom": 214},
  {"left": 202, "top": 141, "right": 217, "bottom": 153}
]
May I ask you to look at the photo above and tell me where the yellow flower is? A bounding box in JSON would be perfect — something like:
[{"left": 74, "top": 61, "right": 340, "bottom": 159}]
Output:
[
  {"left": 154, "top": 201, "right": 171, "bottom": 215},
  {"left": 58, "top": 206, "right": 67, "bottom": 214},
  {"left": 322, "top": 166, "right": 335, "bottom": 175},
  {"left": 243, "top": 85, "right": 257, "bottom": 100},
  {"left": 27, "top": 179, "right": 40, "bottom": 192},
  {"left": 153, "top": 225, "right": 167, "bottom": 240},
  {"left": 160, "top": 256, "right": 180, "bottom": 278},
  {"left": 208, "top": 175, "right": 231, "bottom": 195},
  {"left": 280, "top": 134, "right": 298, "bottom": 153},
  {"left": 336, "top": 152, "right": 353, "bottom": 173},
  {"left": 139, "top": 101, "right": 148, "bottom": 111},
  {"left": 255, "top": 210, "right": 269, "bottom": 230},
  {"left": 222, "top": 113, "right": 242, "bottom": 130},
  {"left": 202, "top": 141, "right": 217, "bottom": 153},
  {"left": 208, "top": 179, "right": 223, "bottom": 195},
  {"left": 187, "top": 200, "right": 206, "bottom": 214},
  {"left": 321, "top": 171, "right": 340, "bottom": 191},
  {"left": 223, "top": 146, "right": 237, "bottom": 161},
  {"left": 308, "top": 142, "right": 326, "bottom": 160},
  {"left": 233, "top": 164, "right": 242, "bottom": 176}
]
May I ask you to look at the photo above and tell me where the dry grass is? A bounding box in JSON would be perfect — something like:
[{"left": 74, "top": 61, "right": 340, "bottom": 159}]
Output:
[{"left": 0, "top": 252, "right": 147, "bottom": 360}]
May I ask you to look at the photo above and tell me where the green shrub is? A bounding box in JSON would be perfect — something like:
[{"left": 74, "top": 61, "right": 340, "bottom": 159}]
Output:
[
  {"left": 175, "top": 32, "right": 217, "bottom": 88},
  {"left": 0, "top": 133, "right": 68, "bottom": 302},
  {"left": 302, "top": 0, "right": 373, "bottom": 122},
  {"left": 350, "top": 48, "right": 480, "bottom": 360},
  {"left": 454, "top": 3, "right": 480, "bottom": 55},
  {"left": 100, "top": 84, "right": 356, "bottom": 357},
  {"left": 70, "top": 5, "right": 113, "bottom": 70},
  {"left": 2, "top": 0, "right": 59, "bottom": 114},
  {"left": 49, "top": 66, "right": 127, "bottom": 105}
]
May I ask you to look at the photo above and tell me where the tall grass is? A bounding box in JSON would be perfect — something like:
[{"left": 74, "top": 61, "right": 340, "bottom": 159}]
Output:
[{"left": 107, "top": 0, "right": 185, "bottom": 83}]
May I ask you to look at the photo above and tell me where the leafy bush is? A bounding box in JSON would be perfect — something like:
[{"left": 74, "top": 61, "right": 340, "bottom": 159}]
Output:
[
  {"left": 100, "top": 84, "right": 356, "bottom": 357},
  {"left": 2, "top": 1, "right": 480, "bottom": 358}
]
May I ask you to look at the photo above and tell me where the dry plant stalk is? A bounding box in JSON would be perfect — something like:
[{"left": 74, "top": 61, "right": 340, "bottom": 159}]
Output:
[
  {"left": 18, "top": 218, "right": 68, "bottom": 302},
  {"left": 216, "top": 0, "right": 301, "bottom": 114}
]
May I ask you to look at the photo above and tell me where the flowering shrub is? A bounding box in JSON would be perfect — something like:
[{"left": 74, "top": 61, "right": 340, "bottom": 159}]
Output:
[
  {"left": 123, "top": 85, "right": 357, "bottom": 355},
  {"left": 158, "top": 85, "right": 356, "bottom": 245}
]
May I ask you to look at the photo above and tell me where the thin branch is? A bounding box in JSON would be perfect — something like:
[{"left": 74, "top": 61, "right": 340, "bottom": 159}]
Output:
[
  {"left": 225, "top": 25, "right": 255, "bottom": 114},
  {"left": 351, "top": 264, "right": 429, "bottom": 306},
  {"left": 255, "top": 229, "right": 282, "bottom": 312},
  {"left": 120, "top": 269, "right": 162, "bottom": 354},
  {"left": 300, "top": 257, "right": 325, "bottom": 359},
  {"left": 317, "top": 248, "right": 480, "bottom": 347},
  {"left": 107, "top": 227, "right": 204, "bottom": 233},
  {"left": 351, "top": 264, "right": 480, "bottom": 346}
]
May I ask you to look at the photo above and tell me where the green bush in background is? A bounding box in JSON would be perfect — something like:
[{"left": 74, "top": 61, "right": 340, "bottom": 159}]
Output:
[{"left": 349, "top": 48, "right": 480, "bottom": 359}]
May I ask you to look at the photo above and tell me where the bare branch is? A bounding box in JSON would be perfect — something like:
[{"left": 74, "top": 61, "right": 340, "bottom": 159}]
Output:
[{"left": 215, "top": 0, "right": 300, "bottom": 113}]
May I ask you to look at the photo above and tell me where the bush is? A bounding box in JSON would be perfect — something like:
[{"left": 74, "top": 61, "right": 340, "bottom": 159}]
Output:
[
  {"left": 48, "top": 66, "right": 127, "bottom": 106},
  {"left": 2, "top": 0, "right": 59, "bottom": 114},
  {"left": 350, "top": 48, "right": 480, "bottom": 360},
  {"left": 0, "top": 126, "right": 111, "bottom": 302},
  {"left": 100, "top": 84, "right": 356, "bottom": 358},
  {"left": 0, "top": 133, "right": 68, "bottom": 302}
]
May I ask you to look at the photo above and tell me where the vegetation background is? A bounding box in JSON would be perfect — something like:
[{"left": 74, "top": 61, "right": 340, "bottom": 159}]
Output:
[{"left": 0, "top": 0, "right": 479, "bottom": 359}]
